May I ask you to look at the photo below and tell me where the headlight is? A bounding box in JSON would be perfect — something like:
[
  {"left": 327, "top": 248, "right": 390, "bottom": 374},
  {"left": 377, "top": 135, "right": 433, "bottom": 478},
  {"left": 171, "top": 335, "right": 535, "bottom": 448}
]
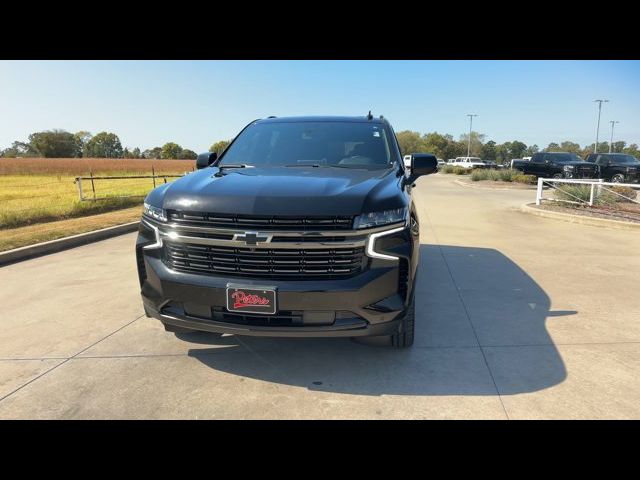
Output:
[
  {"left": 143, "top": 202, "right": 167, "bottom": 222},
  {"left": 563, "top": 165, "right": 574, "bottom": 171},
  {"left": 353, "top": 207, "right": 408, "bottom": 229}
]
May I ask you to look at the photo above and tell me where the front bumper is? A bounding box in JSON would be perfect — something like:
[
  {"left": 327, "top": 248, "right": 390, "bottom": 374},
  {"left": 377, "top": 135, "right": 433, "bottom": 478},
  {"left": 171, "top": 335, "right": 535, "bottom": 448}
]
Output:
[{"left": 136, "top": 220, "right": 417, "bottom": 338}]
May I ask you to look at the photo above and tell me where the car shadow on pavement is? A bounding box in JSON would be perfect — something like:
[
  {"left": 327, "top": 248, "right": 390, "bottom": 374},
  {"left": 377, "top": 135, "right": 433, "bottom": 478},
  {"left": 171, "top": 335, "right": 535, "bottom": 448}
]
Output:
[{"left": 186, "top": 244, "right": 570, "bottom": 396}]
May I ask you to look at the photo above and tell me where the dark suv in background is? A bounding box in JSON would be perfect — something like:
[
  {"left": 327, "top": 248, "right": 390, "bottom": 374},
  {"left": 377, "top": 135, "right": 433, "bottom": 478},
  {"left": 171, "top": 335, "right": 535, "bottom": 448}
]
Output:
[
  {"left": 513, "top": 152, "right": 598, "bottom": 179},
  {"left": 584, "top": 153, "right": 640, "bottom": 183},
  {"left": 136, "top": 115, "right": 438, "bottom": 348}
]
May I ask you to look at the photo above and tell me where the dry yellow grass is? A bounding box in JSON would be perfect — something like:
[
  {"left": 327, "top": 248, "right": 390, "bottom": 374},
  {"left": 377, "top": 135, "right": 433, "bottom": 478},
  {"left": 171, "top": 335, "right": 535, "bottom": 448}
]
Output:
[
  {"left": 0, "top": 157, "right": 195, "bottom": 249},
  {"left": 0, "top": 206, "right": 143, "bottom": 252}
]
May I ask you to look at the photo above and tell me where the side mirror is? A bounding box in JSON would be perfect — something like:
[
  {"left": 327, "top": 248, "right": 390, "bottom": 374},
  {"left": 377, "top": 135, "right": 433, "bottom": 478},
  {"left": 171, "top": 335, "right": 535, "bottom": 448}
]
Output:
[
  {"left": 196, "top": 152, "right": 217, "bottom": 170},
  {"left": 407, "top": 153, "right": 438, "bottom": 184}
]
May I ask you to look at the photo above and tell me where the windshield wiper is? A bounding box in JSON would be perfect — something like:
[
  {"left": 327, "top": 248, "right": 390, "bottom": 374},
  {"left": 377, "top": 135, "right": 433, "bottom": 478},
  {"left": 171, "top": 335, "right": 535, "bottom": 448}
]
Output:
[
  {"left": 284, "top": 164, "right": 322, "bottom": 168},
  {"left": 218, "top": 164, "right": 252, "bottom": 169},
  {"left": 213, "top": 164, "right": 253, "bottom": 177}
]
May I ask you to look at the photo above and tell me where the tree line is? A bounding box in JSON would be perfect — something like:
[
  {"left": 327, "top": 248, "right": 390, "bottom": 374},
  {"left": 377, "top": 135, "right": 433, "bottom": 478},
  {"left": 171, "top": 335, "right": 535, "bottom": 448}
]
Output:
[
  {"left": 0, "top": 129, "right": 199, "bottom": 160},
  {"left": 3, "top": 129, "right": 638, "bottom": 162},
  {"left": 394, "top": 131, "right": 640, "bottom": 163}
]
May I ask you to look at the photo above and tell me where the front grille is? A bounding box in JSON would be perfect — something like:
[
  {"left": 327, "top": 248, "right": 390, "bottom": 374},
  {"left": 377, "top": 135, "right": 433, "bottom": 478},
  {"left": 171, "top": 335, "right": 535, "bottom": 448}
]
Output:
[
  {"left": 167, "top": 211, "right": 354, "bottom": 231},
  {"left": 574, "top": 166, "right": 597, "bottom": 178},
  {"left": 164, "top": 242, "right": 366, "bottom": 279}
]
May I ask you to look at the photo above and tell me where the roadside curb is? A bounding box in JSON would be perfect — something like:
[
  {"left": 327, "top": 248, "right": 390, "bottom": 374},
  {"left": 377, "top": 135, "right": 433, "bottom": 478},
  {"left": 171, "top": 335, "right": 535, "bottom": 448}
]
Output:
[
  {"left": 520, "top": 203, "right": 640, "bottom": 230},
  {"left": 0, "top": 221, "right": 140, "bottom": 266},
  {"left": 453, "top": 179, "right": 537, "bottom": 191}
]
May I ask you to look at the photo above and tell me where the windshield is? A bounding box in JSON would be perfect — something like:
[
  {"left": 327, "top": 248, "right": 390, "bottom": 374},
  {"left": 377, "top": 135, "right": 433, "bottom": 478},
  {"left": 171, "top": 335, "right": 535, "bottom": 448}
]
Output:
[
  {"left": 552, "top": 153, "right": 583, "bottom": 163},
  {"left": 612, "top": 154, "right": 640, "bottom": 164},
  {"left": 219, "top": 121, "right": 395, "bottom": 169}
]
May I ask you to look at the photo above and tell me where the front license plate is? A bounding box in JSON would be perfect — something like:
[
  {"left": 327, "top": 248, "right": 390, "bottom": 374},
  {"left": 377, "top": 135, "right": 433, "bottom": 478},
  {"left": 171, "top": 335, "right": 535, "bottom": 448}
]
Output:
[{"left": 226, "top": 285, "right": 277, "bottom": 315}]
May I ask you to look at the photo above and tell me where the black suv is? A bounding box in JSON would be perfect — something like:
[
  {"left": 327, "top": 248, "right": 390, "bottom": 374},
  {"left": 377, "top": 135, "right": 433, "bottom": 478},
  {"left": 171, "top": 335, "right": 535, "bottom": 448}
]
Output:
[
  {"left": 136, "top": 116, "right": 437, "bottom": 348},
  {"left": 584, "top": 153, "right": 640, "bottom": 183},
  {"left": 513, "top": 152, "right": 598, "bottom": 179}
]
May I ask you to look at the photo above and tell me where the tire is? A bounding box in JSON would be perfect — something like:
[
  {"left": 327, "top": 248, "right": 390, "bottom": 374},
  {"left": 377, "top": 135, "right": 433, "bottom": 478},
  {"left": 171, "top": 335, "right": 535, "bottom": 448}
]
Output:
[
  {"left": 391, "top": 293, "right": 415, "bottom": 348},
  {"left": 552, "top": 173, "right": 563, "bottom": 179},
  {"left": 611, "top": 173, "right": 625, "bottom": 183}
]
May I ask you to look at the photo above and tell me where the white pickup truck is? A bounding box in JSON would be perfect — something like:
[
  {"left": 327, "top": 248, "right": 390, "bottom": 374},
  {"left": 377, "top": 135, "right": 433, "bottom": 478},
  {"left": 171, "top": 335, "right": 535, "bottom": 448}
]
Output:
[{"left": 450, "top": 157, "right": 486, "bottom": 170}]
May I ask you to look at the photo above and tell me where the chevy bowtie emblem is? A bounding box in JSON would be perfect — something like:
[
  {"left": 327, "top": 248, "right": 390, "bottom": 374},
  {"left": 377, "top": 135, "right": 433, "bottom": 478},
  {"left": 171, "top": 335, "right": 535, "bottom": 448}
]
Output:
[{"left": 233, "top": 231, "right": 272, "bottom": 246}]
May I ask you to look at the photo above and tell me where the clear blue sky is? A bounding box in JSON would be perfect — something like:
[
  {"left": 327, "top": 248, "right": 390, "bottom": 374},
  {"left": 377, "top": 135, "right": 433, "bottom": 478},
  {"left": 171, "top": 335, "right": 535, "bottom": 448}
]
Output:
[{"left": 1, "top": 60, "right": 639, "bottom": 153}]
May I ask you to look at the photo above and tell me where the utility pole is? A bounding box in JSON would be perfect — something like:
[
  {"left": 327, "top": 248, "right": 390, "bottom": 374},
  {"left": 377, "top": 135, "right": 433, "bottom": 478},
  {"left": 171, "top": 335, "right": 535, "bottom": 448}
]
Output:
[
  {"left": 466, "top": 114, "right": 478, "bottom": 157},
  {"left": 609, "top": 121, "right": 619, "bottom": 153},
  {"left": 593, "top": 99, "right": 609, "bottom": 153}
]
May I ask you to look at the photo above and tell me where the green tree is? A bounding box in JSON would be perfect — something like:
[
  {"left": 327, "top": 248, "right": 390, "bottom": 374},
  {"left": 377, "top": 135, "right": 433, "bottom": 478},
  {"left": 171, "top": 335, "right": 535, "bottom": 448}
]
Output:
[
  {"left": 209, "top": 140, "right": 231, "bottom": 156},
  {"left": 85, "top": 132, "right": 123, "bottom": 158},
  {"left": 545, "top": 142, "right": 561, "bottom": 152},
  {"left": 132, "top": 147, "right": 141, "bottom": 159},
  {"left": 509, "top": 140, "right": 528, "bottom": 159},
  {"left": 1, "top": 141, "right": 39, "bottom": 157},
  {"left": 142, "top": 147, "right": 162, "bottom": 159},
  {"left": 74, "top": 131, "right": 92, "bottom": 157},
  {"left": 28, "top": 130, "right": 78, "bottom": 157},
  {"left": 560, "top": 141, "right": 581, "bottom": 154},
  {"left": 525, "top": 144, "right": 539, "bottom": 156},
  {"left": 161, "top": 142, "right": 183, "bottom": 159},
  {"left": 611, "top": 141, "right": 626, "bottom": 153},
  {"left": 623, "top": 144, "right": 640, "bottom": 157},
  {"left": 180, "top": 148, "right": 198, "bottom": 160},
  {"left": 458, "top": 132, "right": 485, "bottom": 157},
  {"left": 481, "top": 140, "right": 497, "bottom": 161}
]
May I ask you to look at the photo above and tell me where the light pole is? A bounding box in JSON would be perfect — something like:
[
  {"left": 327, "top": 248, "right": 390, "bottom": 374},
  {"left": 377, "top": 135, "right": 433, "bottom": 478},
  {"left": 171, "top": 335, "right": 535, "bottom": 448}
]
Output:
[
  {"left": 593, "top": 99, "right": 609, "bottom": 153},
  {"left": 609, "top": 121, "right": 619, "bottom": 153},
  {"left": 466, "top": 114, "right": 478, "bottom": 157}
]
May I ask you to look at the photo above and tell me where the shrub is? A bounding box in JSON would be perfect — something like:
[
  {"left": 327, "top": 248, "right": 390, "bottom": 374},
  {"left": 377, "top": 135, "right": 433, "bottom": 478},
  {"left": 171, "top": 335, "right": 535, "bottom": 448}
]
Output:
[
  {"left": 513, "top": 174, "right": 537, "bottom": 185},
  {"left": 553, "top": 185, "right": 592, "bottom": 204},
  {"left": 470, "top": 169, "right": 487, "bottom": 181},
  {"left": 608, "top": 185, "right": 637, "bottom": 202},
  {"left": 453, "top": 166, "right": 469, "bottom": 175},
  {"left": 440, "top": 164, "right": 455, "bottom": 174}
]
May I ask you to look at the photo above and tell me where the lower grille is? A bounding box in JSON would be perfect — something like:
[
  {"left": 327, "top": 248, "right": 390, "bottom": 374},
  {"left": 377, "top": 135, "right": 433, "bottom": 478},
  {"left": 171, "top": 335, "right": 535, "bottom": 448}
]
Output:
[
  {"left": 212, "top": 307, "right": 301, "bottom": 326},
  {"left": 164, "top": 241, "right": 366, "bottom": 279}
]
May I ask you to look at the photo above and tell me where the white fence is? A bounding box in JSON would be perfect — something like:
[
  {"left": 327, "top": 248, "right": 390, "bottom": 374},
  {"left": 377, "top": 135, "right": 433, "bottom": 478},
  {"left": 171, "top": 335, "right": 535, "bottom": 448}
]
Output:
[{"left": 535, "top": 178, "right": 640, "bottom": 207}]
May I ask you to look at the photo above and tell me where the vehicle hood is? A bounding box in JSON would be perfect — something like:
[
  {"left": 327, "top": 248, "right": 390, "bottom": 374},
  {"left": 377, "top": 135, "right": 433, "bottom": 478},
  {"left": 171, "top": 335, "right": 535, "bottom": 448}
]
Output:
[{"left": 146, "top": 166, "right": 406, "bottom": 216}]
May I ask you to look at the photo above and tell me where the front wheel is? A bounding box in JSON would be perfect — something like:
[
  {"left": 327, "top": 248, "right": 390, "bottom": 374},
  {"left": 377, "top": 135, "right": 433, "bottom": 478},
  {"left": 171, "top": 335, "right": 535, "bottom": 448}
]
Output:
[
  {"left": 611, "top": 173, "right": 625, "bottom": 183},
  {"left": 391, "top": 293, "right": 415, "bottom": 348},
  {"left": 552, "top": 173, "right": 564, "bottom": 179}
]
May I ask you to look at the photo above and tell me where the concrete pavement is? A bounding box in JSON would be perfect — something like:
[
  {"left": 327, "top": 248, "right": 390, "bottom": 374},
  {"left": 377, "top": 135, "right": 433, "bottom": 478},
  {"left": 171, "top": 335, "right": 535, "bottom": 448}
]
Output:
[{"left": 1, "top": 174, "right": 639, "bottom": 419}]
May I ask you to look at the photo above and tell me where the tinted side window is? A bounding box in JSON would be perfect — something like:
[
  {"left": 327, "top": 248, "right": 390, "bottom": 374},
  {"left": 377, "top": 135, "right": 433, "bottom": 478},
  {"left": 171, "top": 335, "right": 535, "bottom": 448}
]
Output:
[{"left": 531, "top": 154, "right": 544, "bottom": 163}]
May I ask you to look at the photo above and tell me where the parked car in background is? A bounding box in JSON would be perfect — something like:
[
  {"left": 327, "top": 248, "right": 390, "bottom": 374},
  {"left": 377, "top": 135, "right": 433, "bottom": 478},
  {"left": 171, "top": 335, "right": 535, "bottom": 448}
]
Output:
[
  {"left": 522, "top": 156, "right": 532, "bottom": 162},
  {"left": 513, "top": 152, "right": 598, "bottom": 179},
  {"left": 451, "top": 157, "right": 486, "bottom": 170},
  {"left": 510, "top": 158, "right": 527, "bottom": 169},
  {"left": 481, "top": 160, "right": 499, "bottom": 169},
  {"left": 437, "top": 159, "right": 446, "bottom": 167},
  {"left": 584, "top": 153, "right": 640, "bottom": 183},
  {"left": 447, "top": 159, "right": 456, "bottom": 164}
]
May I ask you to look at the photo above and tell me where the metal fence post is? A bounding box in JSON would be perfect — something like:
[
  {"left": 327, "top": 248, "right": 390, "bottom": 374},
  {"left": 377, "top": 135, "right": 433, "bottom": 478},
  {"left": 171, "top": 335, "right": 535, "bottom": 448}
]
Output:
[
  {"left": 152, "top": 166, "right": 157, "bottom": 188},
  {"left": 536, "top": 177, "right": 544, "bottom": 205}
]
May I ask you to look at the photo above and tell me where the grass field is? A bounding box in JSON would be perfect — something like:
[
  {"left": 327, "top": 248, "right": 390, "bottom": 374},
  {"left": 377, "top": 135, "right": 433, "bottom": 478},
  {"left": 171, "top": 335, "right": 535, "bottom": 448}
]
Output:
[{"left": 0, "top": 158, "right": 196, "bottom": 250}]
